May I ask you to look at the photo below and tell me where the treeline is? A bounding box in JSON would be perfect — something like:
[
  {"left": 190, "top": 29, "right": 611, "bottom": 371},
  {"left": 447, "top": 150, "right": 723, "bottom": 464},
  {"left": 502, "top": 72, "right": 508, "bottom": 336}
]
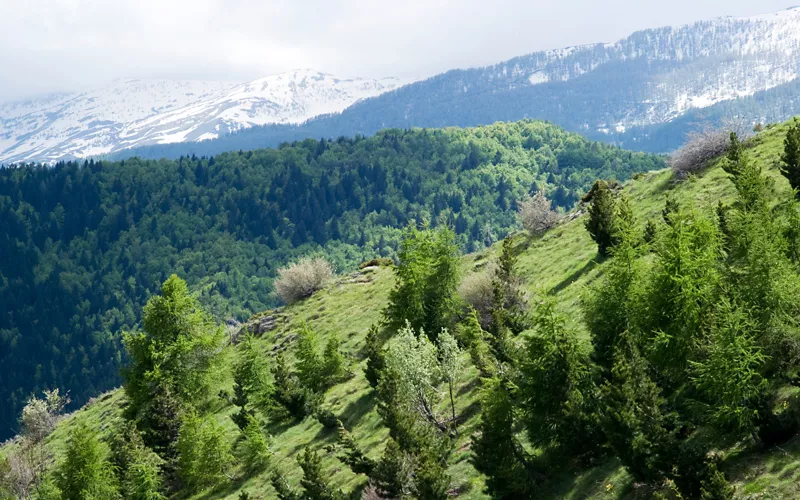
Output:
[{"left": 0, "top": 120, "right": 663, "bottom": 440}]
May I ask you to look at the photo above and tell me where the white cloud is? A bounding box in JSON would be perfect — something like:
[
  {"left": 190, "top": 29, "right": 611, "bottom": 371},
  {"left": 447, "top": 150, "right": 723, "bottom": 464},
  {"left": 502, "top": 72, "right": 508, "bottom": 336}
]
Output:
[{"left": 0, "top": 0, "right": 796, "bottom": 102}]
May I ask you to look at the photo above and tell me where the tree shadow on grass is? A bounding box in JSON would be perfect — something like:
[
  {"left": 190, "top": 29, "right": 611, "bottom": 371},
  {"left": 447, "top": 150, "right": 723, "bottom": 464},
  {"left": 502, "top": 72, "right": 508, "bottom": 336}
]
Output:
[
  {"left": 339, "top": 391, "right": 377, "bottom": 429},
  {"left": 547, "top": 256, "right": 605, "bottom": 296}
]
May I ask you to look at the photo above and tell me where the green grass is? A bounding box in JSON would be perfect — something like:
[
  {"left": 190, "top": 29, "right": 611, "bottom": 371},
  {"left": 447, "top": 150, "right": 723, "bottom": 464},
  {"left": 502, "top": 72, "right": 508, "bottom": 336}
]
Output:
[{"left": 7, "top": 119, "right": 800, "bottom": 499}]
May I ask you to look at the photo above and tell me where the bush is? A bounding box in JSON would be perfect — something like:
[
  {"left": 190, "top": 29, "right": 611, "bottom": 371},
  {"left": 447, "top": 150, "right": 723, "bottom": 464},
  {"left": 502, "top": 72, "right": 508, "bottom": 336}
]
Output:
[
  {"left": 20, "top": 389, "right": 68, "bottom": 444},
  {"left": 457, "top": 263, "right": 497, "bottom": 328},
  {"left": 274, "top": 257, "right": 334, "bottom": 304},
  {"left": 670, "top": 120, "right": 749, "bottom": 176},
  {"left": 518, "top": 191, "right": 560, "bottom": 236}
]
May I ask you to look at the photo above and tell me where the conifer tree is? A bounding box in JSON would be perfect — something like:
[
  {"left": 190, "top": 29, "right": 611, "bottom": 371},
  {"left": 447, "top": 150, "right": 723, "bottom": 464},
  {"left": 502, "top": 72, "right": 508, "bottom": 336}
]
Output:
[
  {"left": 471, "top": 377, "right": 536, "bottom": 499},
  {"left": 781, "top": 119, "right": 800, "bottom": 193},
  {"left": 298, "top": 447, "right": 343, "bottom": 500},
  {"left": 237, "top": 415, "right": 271, "bottom": 473},
  {"left": 363, "top": 325, "right": 385, "bottom": 388},
  {"left": 296, "top": 323, "right": 325, "bottom": 393},
  {"left": 176, "top": 412, "right": 233, "bottom": 492},
  {"left": 54, "top": 423, "right": 121, "bottom": 500},
  {"left": 584, "top": 180, "right": 617, "bottom": 256},
  {"left": 270, "top": 352, "right": 308, "bottom": 420}
]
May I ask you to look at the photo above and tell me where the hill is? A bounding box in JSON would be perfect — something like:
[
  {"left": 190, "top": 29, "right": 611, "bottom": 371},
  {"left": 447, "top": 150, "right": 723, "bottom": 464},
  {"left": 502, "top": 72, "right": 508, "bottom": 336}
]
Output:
[
  {"left": 115, "top": 7, "right": 800, "bottom": 161},
  {"left": 0, "top": 120, "right": 663, "bottom": 441},
  {"left": 6, "top": 118, "right": 800, "bottom": 499}
]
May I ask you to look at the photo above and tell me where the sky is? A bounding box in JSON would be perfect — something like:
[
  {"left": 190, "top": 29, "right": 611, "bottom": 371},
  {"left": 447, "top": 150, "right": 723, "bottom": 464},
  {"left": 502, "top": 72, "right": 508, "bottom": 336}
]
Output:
[{"left": 0, "top": 0, "right": 798, "bottom": 103}]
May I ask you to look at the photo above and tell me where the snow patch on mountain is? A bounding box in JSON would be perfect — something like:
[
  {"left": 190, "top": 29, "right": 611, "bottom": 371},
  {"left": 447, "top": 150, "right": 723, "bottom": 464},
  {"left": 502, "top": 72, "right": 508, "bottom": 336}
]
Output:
[{"left": 0, "top": 69, "right": 404, "bottom": 163}]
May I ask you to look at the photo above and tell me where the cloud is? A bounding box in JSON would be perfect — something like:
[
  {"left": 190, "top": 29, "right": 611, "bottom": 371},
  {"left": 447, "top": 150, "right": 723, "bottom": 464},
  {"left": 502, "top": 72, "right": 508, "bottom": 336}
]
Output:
[{"left": 0, "top": 0, "right": 797, "bottom": 102}]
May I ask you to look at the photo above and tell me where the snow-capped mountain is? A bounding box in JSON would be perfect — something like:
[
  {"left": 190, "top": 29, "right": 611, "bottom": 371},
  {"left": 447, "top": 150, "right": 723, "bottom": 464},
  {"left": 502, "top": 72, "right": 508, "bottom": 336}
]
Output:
[{"left": 0, "top": 70, "right": 404, "bottom": 163}]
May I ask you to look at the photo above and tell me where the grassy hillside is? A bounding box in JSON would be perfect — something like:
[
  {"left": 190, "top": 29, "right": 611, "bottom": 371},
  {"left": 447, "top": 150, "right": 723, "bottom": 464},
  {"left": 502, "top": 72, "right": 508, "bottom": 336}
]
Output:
[{"left": 6, "top": 119, "right": 800, "bottom": 499}]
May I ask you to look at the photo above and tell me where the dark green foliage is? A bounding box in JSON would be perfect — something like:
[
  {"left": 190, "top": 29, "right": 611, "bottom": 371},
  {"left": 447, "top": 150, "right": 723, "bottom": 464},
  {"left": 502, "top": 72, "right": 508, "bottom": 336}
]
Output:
[
  {"left": 489, "top": 236, "right": 529, "bottom": 335},
  {"left": 372, "top": 438, "right": 415, "bottom": 499},
  {"left": 54, "top": 423, "right": 121, "bottom": 499},
  {"left": 584, "top": 180, "right": 618, "bottom": 256},
  {"left": 0, "top": 121, "right": 664, "bottom": 438},
  {"left": 700, "top": 463, "right": 735, "bottom": 500},
  {"left": 780, "top": 119, "right": 800, "bottom": 193},
  {"left": 269, "top": 352, "right": 309, "bottom": 421},
  {"left": 336, "top": 423, "right": 375, "bottom": 476},
  {"left": 298, "top": 447, "right": 344, "bottom": 500},
  {"left": 270, "top": 471, "right": 300, "bottom": 500},
  {"left": 414, "top": 452, "right": 450, "bottom": 500},
  {"left": 363, "top": 325, "right": 385, "bottom": 388},
  {"left": 472, "top": 378, "right": 537, "bottom": 499},
  {"left": 231, "top": 333, "right": 271, "bottom": 429},
  {"left": 109, "top": 421, "right": 166, "bottom": 500},
  {"left": 600, "top": 333, "right": 678, "bottom": 484},
  {"left": 322, "top": 336, "right": 347, "bottom": 384},
  {"left": 521, "top": 297, "right": 601, "bottom": 459},
  {"left": 384, "top": 224, "right": 461, "bottom": 341}
]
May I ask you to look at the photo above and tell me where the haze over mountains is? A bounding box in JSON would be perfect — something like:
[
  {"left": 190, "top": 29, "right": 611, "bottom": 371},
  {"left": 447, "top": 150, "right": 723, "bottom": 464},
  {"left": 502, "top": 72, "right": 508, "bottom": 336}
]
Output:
[{"left": 3, "top": 6, "right": 800, "bottom": 163}]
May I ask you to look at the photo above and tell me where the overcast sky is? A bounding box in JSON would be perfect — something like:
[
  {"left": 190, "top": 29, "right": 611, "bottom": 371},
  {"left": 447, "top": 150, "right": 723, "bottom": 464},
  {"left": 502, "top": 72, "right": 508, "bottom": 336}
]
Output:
[{"left": 0, "top": 0, "right": 797, "bottom": 103}]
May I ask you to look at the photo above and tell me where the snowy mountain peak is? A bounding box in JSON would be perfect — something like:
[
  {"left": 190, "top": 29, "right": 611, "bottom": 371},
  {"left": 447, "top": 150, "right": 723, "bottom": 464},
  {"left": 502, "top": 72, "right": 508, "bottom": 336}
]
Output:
[{"left": 0, "top": 70, "right": 405, "bottom": 164}]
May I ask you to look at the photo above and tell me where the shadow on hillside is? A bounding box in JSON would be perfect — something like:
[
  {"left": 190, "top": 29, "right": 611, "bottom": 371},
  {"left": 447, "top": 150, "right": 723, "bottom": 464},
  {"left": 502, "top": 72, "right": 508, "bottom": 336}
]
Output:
[
  {"left": 339, "top": 391, "right": 377, "bottom": 429},
  {"left": 548, "top": 257, "right": 603, "bottom": 296},
  {"left": 540, "top": 458, "right": 632, "bottom": 499}
]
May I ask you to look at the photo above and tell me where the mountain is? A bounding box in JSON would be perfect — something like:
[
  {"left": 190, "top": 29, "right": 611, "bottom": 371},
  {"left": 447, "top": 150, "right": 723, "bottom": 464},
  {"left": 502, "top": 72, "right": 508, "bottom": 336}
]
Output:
[
  {"left": 0, "top": 69, "right": 403, "bottom": 164},
  {"left": 115, "top": 6, "right": 800, "bottom": 160},
  {"left": 6, "top": 119, "right": 800, "bottom": 499}
]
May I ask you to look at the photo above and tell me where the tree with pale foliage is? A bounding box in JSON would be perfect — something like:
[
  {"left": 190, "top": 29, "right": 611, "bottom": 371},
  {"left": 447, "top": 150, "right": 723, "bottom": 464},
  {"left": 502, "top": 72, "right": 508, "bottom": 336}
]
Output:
[
  {"left": 274, "top": 256, "right": 334, "bottom": 304},
  {"left": 20, "top": 389, "right": 69, "bottom": 444},
  {"left": 518, "top": 191, "right": 560, "bottom": 236},
  {"left": 437, "top": 328, "right": 463, "bottom": 433}
]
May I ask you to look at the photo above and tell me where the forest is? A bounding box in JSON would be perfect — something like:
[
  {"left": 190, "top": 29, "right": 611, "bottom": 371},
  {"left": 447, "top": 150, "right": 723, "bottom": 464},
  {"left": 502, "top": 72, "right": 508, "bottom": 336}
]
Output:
[{"left": 0, "top": 120, "right": 664, "bottom": 441}]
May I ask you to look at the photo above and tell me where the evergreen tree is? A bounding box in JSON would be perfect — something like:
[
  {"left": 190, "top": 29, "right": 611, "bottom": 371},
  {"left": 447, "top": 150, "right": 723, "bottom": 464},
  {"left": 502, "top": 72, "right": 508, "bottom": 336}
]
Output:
[
  {"left": 322, "top": 336, "right": 347, "bottom": 385},
  {"left": 269, "top": 352, "right": 309, "bottom": 420},
  {"left": 176, "top": 412, "right": 233, "bottom": 492},
  {"left": 584, "top": 180, "right": 617, "bottom": 256},
  {"left": 371, "top": 438, "right": 415, "bottom": 499},
  {"left": 298, "top": 447, "right": 343, "bottom": 500},
  {"left": 295, "top": 323, "right": 325, "bottom": 393},
  {"left": 270, "top": 471, "right": 300, "bottom": 500},
  {"left": 54, "top": 423, "right": 121, "bottom": 500},
  {"left": 123, "top": 275, "right": 223, "bottom": 418},
  {"left": 363, "top": 325, "right": 385, "bottom": 388},
  {"left": 471, "top": 377, "right": 536, "bottom": 499},
  {"left": 780, "top": 119, "right": 800, "bottom": 193},
  {"left": 237, "top": 415, "right": 271, "bottom": 473}
]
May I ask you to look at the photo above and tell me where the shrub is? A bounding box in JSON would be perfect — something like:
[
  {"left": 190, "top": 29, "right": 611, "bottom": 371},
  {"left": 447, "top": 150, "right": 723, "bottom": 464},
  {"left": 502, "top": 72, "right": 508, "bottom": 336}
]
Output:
[
  {"left": 518, "top": 191, "right": 560, "bottom": 236},
  {"left": 670, "top": 119, "right": 749, "bottom": 176},
  {"left": 274, "top": 257, "right": 334, "bottom": 304},
  {"left": 20, "top": 389, "right": 68, "bottom": 444},
  {"left": 457, "top": 263, "right": 497, "bottom": 328}
]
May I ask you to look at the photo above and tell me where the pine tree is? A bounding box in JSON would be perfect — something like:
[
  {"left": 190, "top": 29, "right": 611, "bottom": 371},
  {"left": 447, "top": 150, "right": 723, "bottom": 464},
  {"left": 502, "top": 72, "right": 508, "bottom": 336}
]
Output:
[
  {"left": 296, "top": 323, "right": 325, "bottom": 392},
  {"left": 298, "top": 447, "right": 343, "bottom": 500},
  {"left": 780, "top": 119, "right": 800, "bottom": 193},
  {"left": 322, "top": 336, "right": 346, "bottom": 384},
  {"left": 270, "top": 471, "right": 300, "bottom": 500},
  {"left": 270, "top": 352, "right": 308, "bottom": 420},
  {"left": 54, "top": 423, "right": 121, "bottom": 499},
  {"left": 363, "top": 325, "right": 385, "bottom": 388},
  {"left": 371, "top": 438, "right": 415, "bottom": 498},
  {"left": 336, "top": 423, "right": 375, "bottom": 476},
  {"left": 176, "top": 412, "right": 233, "bottom": 492},
  {"left": 471, "top": 377, "right": 536, "bottom": 499},
  {"left": 584, "top": 180, "right": 617, "bottom": 256},
  {"left": 237, "top": 415, "right": 271, "bottom": 473}
]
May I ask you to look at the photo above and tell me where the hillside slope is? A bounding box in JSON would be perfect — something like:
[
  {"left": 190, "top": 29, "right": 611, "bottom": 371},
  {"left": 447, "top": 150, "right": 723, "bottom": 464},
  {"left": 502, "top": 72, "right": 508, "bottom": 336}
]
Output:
[
  {"left": 12, "top": 119, "right": 800, "bottom": 499},
  {"left": 117, "top": 7, "right": 800, "bottom": 160}
]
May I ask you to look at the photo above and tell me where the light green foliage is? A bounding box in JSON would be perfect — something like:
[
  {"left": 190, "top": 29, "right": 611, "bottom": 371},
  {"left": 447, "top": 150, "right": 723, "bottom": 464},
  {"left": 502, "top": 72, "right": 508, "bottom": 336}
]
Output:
[
  {"left": 690, "top": 300, "right": 768, "bottom": 435},
  {"left": 384, "top": 225, "right": 460, "bottom": 341},
  {"left": 437, "top": 328, "right": 463, "bottom": 431},
  {"left": 234, "top": 333, "right": 272, "bottom": 411},
  {"left": 322, "top": 335, "right": 347, "bottom": 384},
  {"left": 237, "top": 415, "right": 271, "bottom": 473},
  {"left": 269, "top": 351, "right": 308, "bottom": 420},
  {"left": 20, "top": 389, "right": 69, "bottom": 444},
  {"left": 296, "top": 323, "right": 325, "bottom": 393},
  {"left": 176, "top": 411, "right": 233, "bottom": 492},
  {"left": 54, "top": 423, "right": 120, "bottom": 500},
  {"left": 108, "top": 421, "right": 166, "bottom": 500},
  {"left": 123, "top": 275, "right": 223, "bottom": 417}
]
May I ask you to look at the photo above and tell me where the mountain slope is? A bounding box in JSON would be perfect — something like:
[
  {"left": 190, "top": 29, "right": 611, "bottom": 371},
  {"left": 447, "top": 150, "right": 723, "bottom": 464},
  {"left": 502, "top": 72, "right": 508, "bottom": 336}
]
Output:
[
  {"left": 117, "top": 7, "right": 800, "bottom": 160},
  {"left": 0, "top": 70, "right": 403, "bottom": 164},
  {"left": 9, "top": 118, "right": 800, "bottom": 500},
  {"left": 0, "top": 120, "right": 663, "bottom": 442}
]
